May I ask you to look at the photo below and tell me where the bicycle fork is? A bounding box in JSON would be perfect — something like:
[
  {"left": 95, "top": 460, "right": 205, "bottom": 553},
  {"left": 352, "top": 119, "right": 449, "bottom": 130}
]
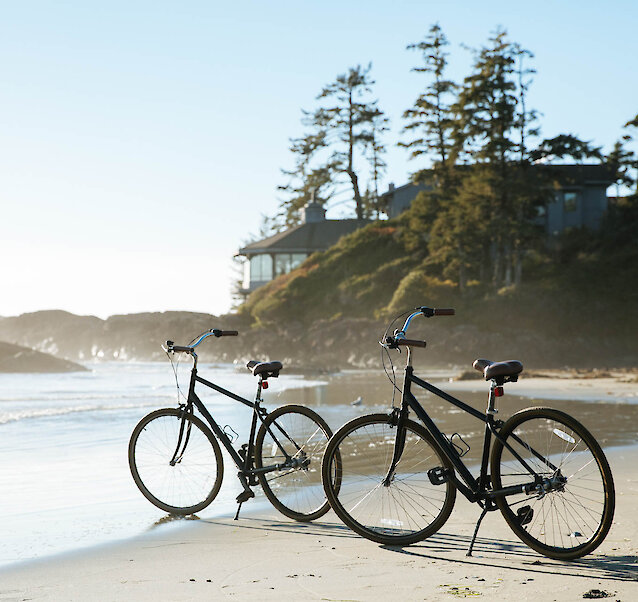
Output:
[{"left": 382, "top": 407, "right": 409, "bottom": 486}]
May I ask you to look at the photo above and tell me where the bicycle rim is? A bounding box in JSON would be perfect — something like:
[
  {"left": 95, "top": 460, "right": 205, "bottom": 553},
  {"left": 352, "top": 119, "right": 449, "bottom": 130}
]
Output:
[
  {"left": 322, "top": 414, "right": 456, "bottom": 545},
  {"left": 255, "top": 405, "right": 333, "bottom": 521},
  {"left": 491, "top": 407, "right": 615, "bottom": 559},
  {"left": 129, "top": 408, "right": 224, "bottom": 515}
]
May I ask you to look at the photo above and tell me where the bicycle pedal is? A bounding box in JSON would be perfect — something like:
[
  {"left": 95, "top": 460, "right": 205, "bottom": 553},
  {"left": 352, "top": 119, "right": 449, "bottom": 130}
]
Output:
[
  {"left": 428, "top": 466, "right": 451, "bottom": 486},
  {"left": 236, "top": 489, "right": 255, "bottom": 504},
  {"left": 516, "top": 505, "right": 533, "bottom": 526}
]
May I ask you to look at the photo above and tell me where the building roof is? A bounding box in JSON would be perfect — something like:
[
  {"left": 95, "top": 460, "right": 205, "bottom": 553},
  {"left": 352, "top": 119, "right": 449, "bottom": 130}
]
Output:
[
  {"left": 380, "top": 164, "right": 616, "bottom": 200},
  {"left": 536, "top": 163, "right": 616, "bottom": 185},
  {"left": 237, "top": 219, "right": 369, "bottom": 255}
]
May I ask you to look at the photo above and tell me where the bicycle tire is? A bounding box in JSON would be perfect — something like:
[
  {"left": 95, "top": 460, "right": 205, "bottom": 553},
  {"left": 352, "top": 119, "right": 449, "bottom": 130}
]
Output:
[
  {"left": 129, "top": 408, "right": 224, "bottom": 515},
  {"left": 491, "top": 407, "right": 615, "bottom": 560},
  {"left": 322, "top": 413, "right": 456, "bottom": 546},
  {"left": 254, "top": 404, "right": 334, "bottom": 521}
]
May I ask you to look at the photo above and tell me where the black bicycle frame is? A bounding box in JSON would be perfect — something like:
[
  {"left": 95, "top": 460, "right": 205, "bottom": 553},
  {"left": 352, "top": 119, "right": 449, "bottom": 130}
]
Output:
[
  {"left": 397, "top": 365, "right": 547, "bottom": 503},
  {"left": 177, "top": 366, "right": 296, "bottom": 477}
]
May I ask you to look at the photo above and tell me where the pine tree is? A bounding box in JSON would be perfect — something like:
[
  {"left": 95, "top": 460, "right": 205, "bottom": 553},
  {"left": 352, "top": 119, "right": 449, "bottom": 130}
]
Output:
[
  {"left": 277, "top": 130, "right": 334, "bottom": 229},
  {"left": 311, "top": 64, "right": 386, "bottom": 219},
  {"left": 365, "top": 107, "right": 389, "bottom": 218},
  {"left": 448, "top": 29, "right": 541, "bottom": 288},
  {"left": 399, "top": 24, "right": 459, "bottom": 265},
  {"left": 401, "top": 24, "right": 457, "bottom": 169}
]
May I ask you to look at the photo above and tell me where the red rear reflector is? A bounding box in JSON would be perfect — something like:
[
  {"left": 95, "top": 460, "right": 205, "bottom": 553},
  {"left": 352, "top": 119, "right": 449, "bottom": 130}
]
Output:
[
  {"left": 494, "top": 386, "right": 504, "bottom": 397},
  {"left": 262, "top": 381, "right": 269, "bottom": 389}
]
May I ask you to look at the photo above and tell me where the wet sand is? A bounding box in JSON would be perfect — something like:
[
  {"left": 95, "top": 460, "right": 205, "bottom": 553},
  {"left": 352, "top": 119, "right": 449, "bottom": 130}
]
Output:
[
  {"left": 1, "top": 373, "right": 636, "bottom": 601},
  {"left": 0, "top": 445, "right": 636, "bottom": 601}
]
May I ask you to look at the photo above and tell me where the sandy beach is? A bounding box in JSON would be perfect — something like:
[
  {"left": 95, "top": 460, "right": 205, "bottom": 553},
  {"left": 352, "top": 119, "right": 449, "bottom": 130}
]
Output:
[
  {"left": 0, "top": 448, "right": 638, "bottom": 602},
  {"left": 1, "top": 372, "right": 637, "bottom": 601},
  {"left": 1, "top": 445, "right": 636, "bottom": 601}
]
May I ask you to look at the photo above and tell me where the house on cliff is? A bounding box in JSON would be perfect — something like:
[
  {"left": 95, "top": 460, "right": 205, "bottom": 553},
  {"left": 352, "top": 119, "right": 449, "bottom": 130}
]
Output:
[
  {"left": 381, "top": 164, "right": 615, "bottom": 235},
  {"left": 236, "top": 198, "right": 369, "bottom": 294}
]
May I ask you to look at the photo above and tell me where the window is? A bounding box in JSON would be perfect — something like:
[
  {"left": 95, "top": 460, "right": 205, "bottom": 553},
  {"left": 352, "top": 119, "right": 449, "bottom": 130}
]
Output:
[
  {"left": 249, "top": 254, "right": 273, "bottom": 282},
  {"left": 274, "top": 253, "right": 307, "bottom": 277},
  {"left": 564, "top": 192, "right": 578, "bottom": 213}
]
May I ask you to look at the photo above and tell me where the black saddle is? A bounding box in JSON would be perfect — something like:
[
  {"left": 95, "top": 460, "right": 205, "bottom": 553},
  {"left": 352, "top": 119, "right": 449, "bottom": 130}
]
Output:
[
  {"left": 246, "top": 360, "right": 283, "bottom": 378},
  {"left": 473, "top": 358, "right": 523, "bottom": 381}
]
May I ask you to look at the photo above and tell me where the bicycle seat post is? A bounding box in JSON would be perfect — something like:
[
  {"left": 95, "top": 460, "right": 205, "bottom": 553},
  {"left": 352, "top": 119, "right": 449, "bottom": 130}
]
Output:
[
  {"left": 486, "top": 381, "right": 499, "bottom": 416},
  {"left": 255, "top": 376, "right": 270, "bottom": 410}
]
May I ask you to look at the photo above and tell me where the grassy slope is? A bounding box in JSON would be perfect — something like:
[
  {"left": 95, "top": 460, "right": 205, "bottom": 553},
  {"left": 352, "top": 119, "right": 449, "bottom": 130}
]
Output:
[
  {"left": 239, "top": 202, "right": 638, "bottom": 367},
  {"left": 242, "top": 219, "right": 421, "bottom": 325}
]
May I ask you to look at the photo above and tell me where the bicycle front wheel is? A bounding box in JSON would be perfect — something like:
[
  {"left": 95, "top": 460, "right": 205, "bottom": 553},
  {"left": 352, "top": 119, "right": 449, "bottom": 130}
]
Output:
[
  {"left": 129, "top": 408, "right": 224, "bottom": 515},
  {"left": 322, "top": 414, "right": 456, "bottom": 546},
  {"left": 491, "top": 407, "right": 615, "bottom": 560},
  {"left": 255, "top": 405, "right": 333, "bottom": 522}
]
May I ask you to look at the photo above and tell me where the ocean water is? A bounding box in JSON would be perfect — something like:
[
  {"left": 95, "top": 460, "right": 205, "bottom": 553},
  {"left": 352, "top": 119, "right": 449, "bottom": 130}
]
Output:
[
  {"left": 0, "top": 361, "right": 333, "bottom": 568},
  {"left": 1, "top": 361, "right": 637, "bottom": 569}
]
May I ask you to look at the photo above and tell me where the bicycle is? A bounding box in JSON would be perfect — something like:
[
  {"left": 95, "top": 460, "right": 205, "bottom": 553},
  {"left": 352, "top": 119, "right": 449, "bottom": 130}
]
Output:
[
  {"left": 129, "top": 328, "right": 335, "bottom": 522},
  {"left": 321, "top": 307, "right": 615, "bottom": 560}
]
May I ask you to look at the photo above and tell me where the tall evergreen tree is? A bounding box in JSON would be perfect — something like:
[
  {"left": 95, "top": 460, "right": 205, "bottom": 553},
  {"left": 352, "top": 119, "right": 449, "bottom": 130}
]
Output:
[
  {"left": 310, "top": 64, "right": 386, "bottom": 219},
  {"left": 400, "top": 24, "right": 459, "bottom": 261},
  {"left": 365, "top": 107, "right": 389, "bottom": 218},
  {"left": 277, "top": 130, "right": 334, "bottom": 229},
  {"left": 401, "top": 24, "right": 457, "bottom": 169},
  {"left": 513, "top": 44, "right": 539, "bottom": 162},
  {"left": 442, "top": 29, "right": 542, "bottom": 288},
  {"left": 449, "top": 29, "right": 519, "bottom": 287}
]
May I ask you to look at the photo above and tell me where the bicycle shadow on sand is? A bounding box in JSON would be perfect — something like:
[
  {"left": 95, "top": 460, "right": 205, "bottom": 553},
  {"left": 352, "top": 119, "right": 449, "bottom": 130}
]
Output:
[
  {"left": 158, "top": 514, "right": 637, "bottom": 584},
  {"left": 383, "top": 531, "right": 638, "bottom": 584},
  {"left": 198, "top": 515, "right": 356, "bottom": 539}
]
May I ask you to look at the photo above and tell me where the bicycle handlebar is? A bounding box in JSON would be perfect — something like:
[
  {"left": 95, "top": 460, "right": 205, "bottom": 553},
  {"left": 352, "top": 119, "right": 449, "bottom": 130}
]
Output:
[
  {"left": 417, "top": 306, "right": 455, "bottom": 317},
  {"left": 385, "top": 306, "right": 455, "bottom": 350},
  {"left": 384, "top": 336, "right": 427, "bottom": 348},
  {"left": 166, "top": 329, "right": 239, "bottom": 353}
]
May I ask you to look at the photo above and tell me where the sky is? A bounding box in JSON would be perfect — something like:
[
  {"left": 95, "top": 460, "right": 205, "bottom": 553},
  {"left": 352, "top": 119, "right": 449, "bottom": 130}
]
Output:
[{"left": 1, "top": 1, "right": 636, "bottom": 319}]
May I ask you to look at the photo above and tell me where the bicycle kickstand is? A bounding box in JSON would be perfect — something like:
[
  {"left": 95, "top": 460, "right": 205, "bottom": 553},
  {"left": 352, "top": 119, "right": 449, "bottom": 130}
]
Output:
[
  {"left": 234, "top": 473, "right": 255, "bottom": 520},
  {"left": 466, "top": 506, "right": 490, "bottom": 557}
]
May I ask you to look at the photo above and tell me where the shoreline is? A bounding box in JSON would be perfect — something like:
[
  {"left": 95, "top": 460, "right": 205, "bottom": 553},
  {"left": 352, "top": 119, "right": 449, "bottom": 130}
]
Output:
[
  {"left": 442, "top": 373, "right": 638, "bottom": 404},
  {"left": 1, "top": 370, "right": 636, "bottom": 600},
  {"left": 1, "top": 445, "right": 636, "bottom": 601}
]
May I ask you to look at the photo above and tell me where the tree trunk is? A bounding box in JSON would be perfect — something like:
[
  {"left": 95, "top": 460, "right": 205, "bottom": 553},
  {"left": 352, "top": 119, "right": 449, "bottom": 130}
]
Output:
[
  {"left": 458, "top": 242, "right": 466, "bottom": 293},
  {"left": 514, "top": 246, "right": 523, "bottom": 286},
  {"left": 347, "top": 90, "right": 363, "bottom": 220},
  {"left": 503, "top": 241, "right": 512, "bottom": 286},
  {"left": 347, "top": 169, "right": 364, "bottom": 219},
  {"left": 491, "top": 241, "right": 502, "bottom": 289}
]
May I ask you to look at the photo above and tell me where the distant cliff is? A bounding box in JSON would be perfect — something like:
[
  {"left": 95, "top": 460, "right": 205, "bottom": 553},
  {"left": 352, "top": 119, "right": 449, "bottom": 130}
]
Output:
[
  {"left": 0, "top": 310, "right": 245, "bottom": 363},
  {"left": 0, "top": 341, "right": 87, "bottom": 373},
  {"left": 0, "top": 307, "right": 636, "bottom": 372}
]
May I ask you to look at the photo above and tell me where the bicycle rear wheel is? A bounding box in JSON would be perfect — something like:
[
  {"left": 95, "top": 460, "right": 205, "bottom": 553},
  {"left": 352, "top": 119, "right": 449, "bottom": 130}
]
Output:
[
  {"left": 322, "top": 413, "right": 456, "bottom": 546},
  {"left": 255, "top": 405, "right": 333, "bottom": 521},
  {"left": 129, "top": 408, "right": 224, "bottom": 515},
  {"left": 491, "top": 407, "right": 615, "bottom": 560}
]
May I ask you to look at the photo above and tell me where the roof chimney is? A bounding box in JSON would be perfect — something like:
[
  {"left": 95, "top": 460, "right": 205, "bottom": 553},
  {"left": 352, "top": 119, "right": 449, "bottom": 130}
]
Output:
[{"left": 300, "top": 188, "right": 326, "bottom": 223}]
